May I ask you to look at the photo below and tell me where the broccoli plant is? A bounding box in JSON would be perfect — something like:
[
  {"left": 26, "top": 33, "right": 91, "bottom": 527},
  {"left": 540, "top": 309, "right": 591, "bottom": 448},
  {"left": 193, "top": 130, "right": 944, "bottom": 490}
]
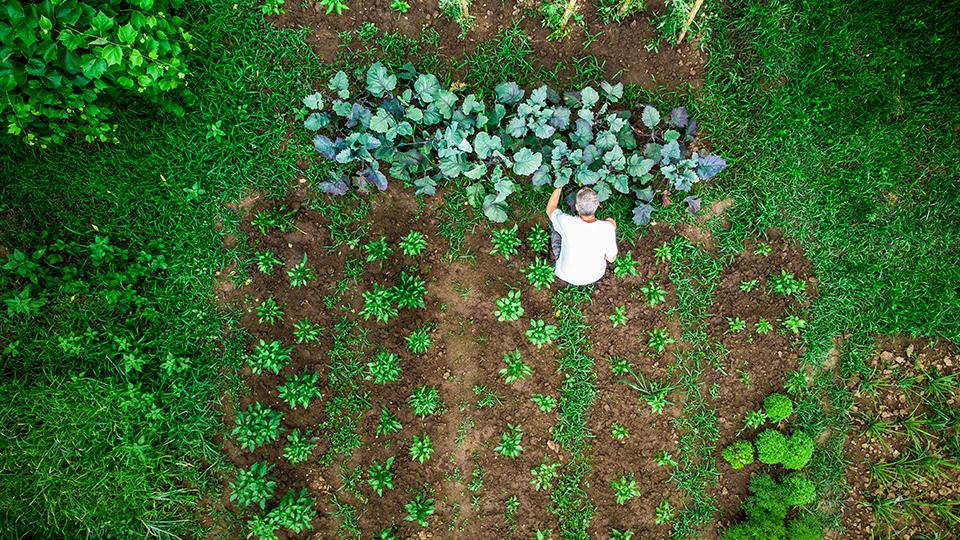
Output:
[
  {"left": 283, "top": 429, "right": 317, "bottom": 464},
  {"left": 499, "top": 349, "right": 532, "bottom": 383},
  {"left": 524, "top": 258, "right": 556, "bottom": 289},
  {"left": 229, "top": 462, "right": 276, "bottom": 509},
  {"left": 404, "top": 492, "right": 436, "bottom": 527},
  {"left": 496, "top": 424, "right": 524, "bottom": 458},
  {"left": 376, "top": 408, "right": 402, "bottom": 436},
  {"left": 609, "top": 305, "right": 628, "bottom": 327},
  {"left": 256, "top": 297, "right": 284, "bottom": 325},
  {"left": 253, "top": 250, "right": 283, "bottom": 274},
  {"left": 494, "top": 289, "right": 524, "bottom": 321},
  {"left": 722, "top": 440, "right": 755, "bottom": 469},
  {"left": 232, "top": 402, "right": 284, "bottom": 451},
  {"left": 398, "top": 231, "right": 427, "bottom": 256},
  {"left": 368, "top": 456, "right": 396, "bottom": 496},
  {"left": 613, "top": 251, "right": 639, "bottom": 277},
  {"left": 527, "top": 226, "right": 551, "bottom": 254},
  {"left": 490, "top": 224, "right": 522, "bottom": 260},
  {"left": 526, "top": 319, "right": 558, "bottom": 348},
  {"left": 278, "top": 371, "right": 322, "bottom": 409},
  {"left": 366, "top": 351, "right": 402, "bottom": 384},
  {"left": 532, "top": 394, "right": 558, "bottom": 412},
  {"left": 364, "top": 236, "right": 393, "bottom": 263},
  {"left": 763, "top": 393, "right": 794, "bottom": 423},
  {"left": 247, "top": 340, "right": 293, "bottom": 375},
  {"left": 530, "top": 458, "right": 561, "bottom": 491},
  {"left": 409, "top": 386, "right": 440, "bottom": 417},
  {"left": 406, "top": 325, "right": 433, "bottom": 354},
  {"left": 293, "top": 318, "right": 323, "bottom": 343},
  {"left": 287, "top": 253, "right": 316, "bottom": 288},
  {"left": 611, "top": 474, "right": 640, "bottom": 504}
]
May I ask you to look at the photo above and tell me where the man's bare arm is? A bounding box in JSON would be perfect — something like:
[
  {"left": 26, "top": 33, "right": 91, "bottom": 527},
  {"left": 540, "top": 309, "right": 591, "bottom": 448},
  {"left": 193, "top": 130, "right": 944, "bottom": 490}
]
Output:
[{"left": 545, "top": 187, "right": 563, "bottom": 217}]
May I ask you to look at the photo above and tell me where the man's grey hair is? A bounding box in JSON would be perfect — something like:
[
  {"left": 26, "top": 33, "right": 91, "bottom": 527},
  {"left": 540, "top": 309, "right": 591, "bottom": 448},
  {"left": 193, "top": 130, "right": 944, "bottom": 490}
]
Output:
[{"left": 575, "top": 188, "right": 600, "bottom": 216}]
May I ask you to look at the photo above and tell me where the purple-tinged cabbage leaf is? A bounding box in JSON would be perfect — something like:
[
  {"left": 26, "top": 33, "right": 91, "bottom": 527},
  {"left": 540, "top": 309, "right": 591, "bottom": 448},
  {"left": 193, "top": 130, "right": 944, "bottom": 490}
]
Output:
[
  {"left": 669, "top": 107, "right": 689, "bottom": 128},
  {"left": 697, "top": 154, "right": 727, "bottom": 180}
]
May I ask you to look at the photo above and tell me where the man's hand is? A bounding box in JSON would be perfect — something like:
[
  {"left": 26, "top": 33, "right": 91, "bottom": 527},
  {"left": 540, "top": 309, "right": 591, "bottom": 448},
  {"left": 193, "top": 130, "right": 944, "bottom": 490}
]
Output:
[{"left": 605, "top": 217, "right": 617, "bottom": 228}]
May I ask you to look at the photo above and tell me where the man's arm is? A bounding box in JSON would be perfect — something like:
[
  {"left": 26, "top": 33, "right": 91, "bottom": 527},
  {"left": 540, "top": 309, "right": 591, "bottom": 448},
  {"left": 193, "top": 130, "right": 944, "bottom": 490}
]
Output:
[
  {"left": 545, "top": 187, "right": 563, "bottom": 217},
  {"left": 605, "top": 221, "right": 618, "bottom": 263}
]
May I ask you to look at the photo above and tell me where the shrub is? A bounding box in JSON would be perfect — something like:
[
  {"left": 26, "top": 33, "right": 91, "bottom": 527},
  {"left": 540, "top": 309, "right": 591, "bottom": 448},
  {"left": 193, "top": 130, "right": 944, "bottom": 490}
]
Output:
[
  {"left": 755, "top": 429, "right": 787, "bottom": 465},
  {"left": 495, "top": 424, "right": 524, "bottom": 458},
  {"left": 490, "top": 224, "right": 521, "bottom": 259},
  {"left": 287, "top": 253, "right": 316, "bottom": 288},
  {"left": 532, "top": 394, "right": 558, "bottom": 412},
  {"left": 404, "top": 493, "right": 435, "bottom": 527},
  {"left": 406, "top": 326, "right": 432, "bottom": 354},
  {"left": 524, "top": 258, "right": 556, "bottom": 289},
  {"left": 527, "top": 226, "right": 550, "bottom": 253},
  {"left": 361, "top": 283, "right": 398, "bottom": 322},
  {"left": 499, "top": 349, "right": 532, "bottom": 383},
  {"left": 376, "top": 408, "right": 402, "bottom": 436},
  {"left": 398, "top": 231, "right": 427, "bottom": 256},
  {"left": 410, "top": 434, "right": 433, "bottom": 463},
  {"left": 391, "top": 271, "right": 426, "bottom": 309},
  {"left": 526, "top": 319, "right": 558, "bottom": 348},
  {"left": 781, "top": 431, "right": 815, "bottom": 470},
  {"left": 763, "top": 393, "right": 794, "bottom": 423},
  {"left": 368, "top": 456, "right": 396, "bottom": 496},
  {"left": 364, "top": 236, "right": 393, "bottom": 262},
  {"left": 530, "top": 458, "right": 561, "bottom": 491},
  {"left": 2, "top": 0, "right": 193, "bottom": 146},
  {"left": 780, "top": 472, "right": 816, "bottom": 506},
  {"left": 722, "top": 440, "right": 755, "bottom": 469},
  {"left": 611, "top": 474, "right": 640, "bottom": 504},
  {"left": 494, "top": 289, "right": 524, "bottom": 321}
]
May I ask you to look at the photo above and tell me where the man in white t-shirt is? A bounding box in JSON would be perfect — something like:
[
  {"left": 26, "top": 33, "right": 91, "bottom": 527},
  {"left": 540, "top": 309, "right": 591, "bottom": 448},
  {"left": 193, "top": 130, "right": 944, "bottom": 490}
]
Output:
[{"left": 545, "top": 186, "right": 618, "bottom": 286}]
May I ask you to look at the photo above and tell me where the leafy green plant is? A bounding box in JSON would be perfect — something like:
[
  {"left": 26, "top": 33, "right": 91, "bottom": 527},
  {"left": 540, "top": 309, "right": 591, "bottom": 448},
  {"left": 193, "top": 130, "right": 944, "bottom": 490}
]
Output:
[
  {"left": 404, "top": 493, "right": 435, "bottom": 527},
  {"left": 655, "top": 451, "right": 678, "bottom": 468},
  {"left": 598, "top": 0, "right": 645, "bottom": 23},
  {"left": 247, "top": 340, "right": 293, "bottom": 375},
  {"left": 754, "top": 242, "right": 772, "bottom": 257},
  {"left": 613, "top": 251, "right": 639, "bottom": 277},
  {"left": 541, "top": 0, "right": 584, "bottom": 40},
  {"left": 528, "top": 226, "right": 551, "bottom": 253},
  {"left": 278, "top": 372, "right": 321, "bottom": 409},
  {"left": 739, "top": 279, "right": 760, "bottom": 292},
  {"left": 781, "top": 472, "right": 816, "bottom": 506},
  {"left": 409, "top": 386, "right": 440, "bottom": 417},
  {"left": 287, "top": 254, "right": 316, "bottom": 288},
  {"left": 361, "top": 284, "right": 398, "bottom": 323},
  {"left": 532, "top": 394, "right": 558, "bottom": 412},
  {"left": 232, "top": 403, "right": 284, "bottom": 451},
  {"left": 293, "top": 318, "right": 322, "bottom": 343},
  {"left": 781, "top": 431, "right": 815, "bottom": 469},
  {"left": 247, "top": 515, "right": 279, "bottom": 540},
  {"left": 283, "top": 429, "right": 317, "bottom": 464},
  {"left": 763, "top": 393, "right": 794, "bottom": 423},
  {"left": 495, "top": 424, "right": 524, "bottom": 458},
  {"left": 611, "top": 422, "right": 629, "bottom": 440},
  {"left": 530, "top": 458, "right": 561, "bottom": 491},
  {"left": 438, "top": 0, "right": 474, "bottom": 36},
  {"left": 391, "top": 271, "right": 426, "bottom": 309},
  {"left": 610, "top": 530, "right": 634, "bottom": 540},
  {"left": 256, "top": 297, "right": 284, "bottom": 325},
  {"left": 376, "top": 408, "right": 402, "bottom": 436},
  {"left": 500, "top": 349, "right": 532, "bottom": 383},
  {"left": 490, "top": 225, "right": 522, "bottom": 259},
  {"left": 647, "top": 327, "right": 675, "bottom": 352},
  {"left": 390, "top": 0, "right": 410, "bottom": 14},
  {"left": 494, "top": 289, "right": 524, "bottom": 321},
  {"left": 744, "top": 410, "right": 767, "bottom": 429},
  {"left": 640, "top": 280, "right": 667, "bottom": 305},
  {"left": 252, "top": 205, "right": 297, "bottom": 234},
  {"left": 608, "top": 356, "right": 631, "bottom": 375},
  {"left": 755, "top": 429, "right": 787, "bottom": 465},
  {"left": 399, "top": 231, "right": 427, "bottom": 256},
  {"left": 654, "top": 242, "right": 672, "bottom": 263},
  {"left": 782, "top": 315, "right": 807, "bottom": 335},
  {"left": 535, "top": 529, "right": 556, "bottom": 540},
  {"left": 526, "top": 319, "right": 558, "bottom": 348},
  {"left": 769, "top": 270, "right": 806, "bottom": 298},
  {"left": 655, "top": 498, "right": 675, "bottom": 525},
  {"left": 374, "top": 527, "right": 398, "bottom": 540},
  {"left": 368, "top": 456, "right": 396, "bottom": 496},
  {"left": 406, "top": 325, "right": 433, "bottom": 354},
  {"left": 229, "top": 462, "right": 276, "bottom": 509},
  {"left": 319, "top": 0, "right": 350, "bottom": 15},
  {"left": 366, "top": 351, "right": 401, "bottom": 384},
  {"left": 784, "top": 370, "right": 808, "bottom": 395},
  {"left": 726, "top": 316, "right": 747, "bottom": 333},
  {"left": 611, "top": 474, "right": 640, "bottom": 504},
  {"left": 261, "top": 0, "right": 285, "bottom": 14},
  {"left": 524, "top": 258, "right": 556, "bottom": 289},
  {"left": 269, "top": 488, "right": 316, "bottom": 533},
  {"left": 755, "top": 318, "right": 773, "bottom": 335},
  {"left": 253, "top": 250, "right": 283, "bottom": 274},
  {"left": 365, "top": 236, "right": 393, "bottom": 263},
  {"left": 410, "top": 434, "right": 434, "bottom": 464},
  {"left": 609, "top": 305, "right": 628, "bottom": 327},
  {"left": 722, "top": 440, "right": 756, "bottom": 469}
]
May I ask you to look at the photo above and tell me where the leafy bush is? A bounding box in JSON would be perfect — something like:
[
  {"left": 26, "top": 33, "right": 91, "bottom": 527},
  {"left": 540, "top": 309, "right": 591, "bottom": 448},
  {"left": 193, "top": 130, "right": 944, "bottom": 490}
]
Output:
[
  {"left": 398, "top": 231, "right": 427, "bottom": 256},
  {"left": 613, "top": 251, "right": 639, "bottom": 277},
  {"left": 409, "top": 385, "right": 440, "bottom": 417},
  {"left": 611, "top": 474, "right": 640, "bottom": 504},
  {"left": 405, "top": 325, "right": 433, "bottom": 354},
  {"left": 366, "top": 351, "right": 401, "bottom": 384},
  {"left": 524, "top": 258, "right": 556, "bottom": 289},
  {"left": 526, "top": 319, "right": 558, "bottom": 348},
  {"left": 490, "top": 224, "right": 522, "bottom": 259},
  {"left": 229, "top": 462, "right": 276, "bottom": 510},
  {"left": 269, "top": 488, "right": 315, "bottom": 534},
  {"left": 368, "top": 456, "right": 396, "bottom": 496},
  {"left": 364, "top": 236, "right": 393, "bottom": 262},
  {"left": 283, "top": 429, "right": 317, "bottom": 464},
  {"left": 532, "top": 394, "right": 558, "bottom": 412},
  {"left": 722, "top": 440, "right": 755, "bottom": 469},
  {"left": 763, "top": 393, "right": 794, "bottom": 423},
  {"left": 527, "top": 226, "right": 551, "bottom": 253},
  {"left": 404, "top": 493, "right": 436, "bottom": 527},
  {"left": 247, "top": 340, "right": 293, "bottom": 375},
  {"left": 743, "top": 409, "right": 767, "bottom": 429},
  {"left": 786, "top": 515, "right": 823, "bottom": 540},
  {"left": 287, "top": 254, "right": 316, "bottom": 288},
  {"left": 499, "top": 349, "right": 532, "bottom": 383},
  {"left": 755, "top": 429, "right": 787, "bottom": 465},
  {"left": 307, "top": 65, "right": 724, "bottom": 224},
  {"left": 781, "top": 431, "right": 815, "bottom": 470},
  {"left": 319, "top": 0, "right": 349, "bottom": 15},
  {"left": 247, "top": 515, "right": 279, "bottom": 540},
  {"left": 530, "top": 458, "right": 561, "bottom": 491},
  {"left": 495, "top": 424, "right": 524, "bottom": 458},
  {"left": 723, "top": 473, "right": 823, "bottom": 540},
  {"left": 2, "top": 0, "right": 193, "bottom": 146},
  {"left": 361, "top": 283, "right": 398, "bottom": 322},
  {"left": 780, "top": 472, "right": 816, "bottom": 506},
  {"left": 391, "top": 271, "right": 426, "bottom": 309},
  {"left": 494, "top": 289, "right": 524, "bottom": 321},
  {"left": 232, "top": 402, "right": 284, "bottom": 451},
  {"left": 610, "top": 530, "right": 634, "bottom": 540},
  {"left": 293, "top": 318, "right": 322, "bottom": 343},
  {"left": 755, "top": 318, "right": 773, "bottom": 335},
  {"left": 256, "top": 297, "right": 284, "bottom": 325},
  {"left": 277, "top": 371, "right": 321, "bottom": 409},
  {"left": 376, "top": 408, "right": 402, "bottom": 436}
]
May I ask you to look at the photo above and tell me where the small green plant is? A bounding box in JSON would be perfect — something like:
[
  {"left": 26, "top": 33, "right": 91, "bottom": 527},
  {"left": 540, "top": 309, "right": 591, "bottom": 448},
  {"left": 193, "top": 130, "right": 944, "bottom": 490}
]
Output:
[
  {"left": 256, "top": 297, "right": 284, "bottom": 325},
  {"left": 319, "top": 0, "right": 350, "bottom": 15},
  {"left": 253, "top": 250, "right": 283, "bottom": 274},
  {"left": 233, "top": 403, "right": 284, "bottom": 451},
  {"left": 528, "top": 226, "right": 551, "bottom": 253},
  {"left": 781, "top": 431, "right": 815, "bottom": 469},
  {"left": 468, "top": 464, "right": 485, "bottom": 492},
  {"left": 374, "top": 527, "right": 398, "bottom": 540},
  {"left": 541, "top": 0, "right": 584, "bottom": 39},
  {"left": 252, "top": 205, "right": 296, "bottom": 234},
  {"left": 261, "top": 0, "right": 285, "bottom": 15},
  {"left": 247, "top": 515, "right": 278, "bottom": 540},
  {"left": 361, "top": 284, "right": 399, "bottom": 323},
  {"left": 610, "top": 530, "right": 634, "bottom": 540},
  {"left": 410, "top": 434, "right": 434, "bottom": 463},
  {"left": 495, "top": 424, "right": 524, "bottom": 458},
  {"left": 532, "top": 394, "right": 558, "bottom": 412},
  {"left": 293, "top": 318, "right": 323, "bottom": 343},
  {"left": 640, "top": 280, "right": 667, "bottom": 305},
  {"left": 474, "top": 384, "right": 504, "bottom": 408},
  {"left": 611, "top": 422, "right": 629, "bottom": 440},
  {"left": 278, "top": 372, "right": 321, "bottom": 409},
  {"left": 409, "top": 386, "right": 440, "bottom": 417},
  {"left": 722, "top": 440, "right": 756, "bottom": 469},
  {"left": 655, "top": 499, "right": 675, "bottom": 525},
  {"left": 530, "top": 458, "right": 561, "bottom": 491},
  {"left": 654, "top": 242, "right": 672, "bottom": 263},
  {"left": 755, "top": 318, "right": 773, "bottom": 335},
  {"left": 438, "top": 0, "right": 474, "bottom": 37},
  {"left": 535, "top": 529, "right": 556, "bottom": 540},
  {"left": 647, "top": 327, "right": 675, "bottom": 352},
  {"left": 755, "top": 242, "right": 772, "bottom": 256},
  {"left": 598, "top": 0, "right": 645, "bottom": 23},
  {"left": 763, "top": 393, "right": 794, "bottom": 423},
  {"left": 755, "top": 429, "right": 787, "bottom": 465},
  {"left": 769, "top": 270, "right": 806, "bottom": 298},
  {"left": 390, "top": 0, "right": 411, "bottom": 14},
  {"left": 406, "top": 325, "right": 433, "bottom": 354},
  {"left": 782, "top": 315, "right": 807, "bottom": 335},
  {"left": 739, "top": 279, "right": 760, "bottom": 292},
  {"left": 494, "top": 289, "right": 524, "bottom": 321},
  {"left": 404, "top": 493, "right": 436, "bottom": 527},
  {"left": 500, "top": 349, "right": 533, "bottom": 383},
  {"left": 376, "top": 408, "right": 402, "bottom": 436},
  {"left": 524, "top": 258, "right": 556, "bottom": 289},
  {"left": 365, "top": 236, "right": 393, "bottom": 263},
  {"left": 613, "top": 251, "right": 639, "bottom": 277},
  {"left": 270, "top": 489, "right": 316, "bottom": 533},
  {"left": 399, "top": 231, "right": 427, "bottom": 255},
  {"left": 288, "top": 254, "right": 316, "bottom": 288},
  {"left": 784, "top": 370, "right": 808, "bottom": 395},
  {"left": 655, "top": 451, "right": 678, "bottom": 468},
  {"left": 611, "top": 474, "right": 640, "bottom": 504},
  {"left": 283, "top": 429, "right": 317, "bottom": 464},
  {"left": 229, "top": 462, "right": 276, "bottom": 509},
  {"left": 526, "top": 319, "right": 558, "bottom": 348},
  {"left": 247, "top": 340, "right": 293, "bottom": 375},
  {"left": 609, "top": 305, "right": 629, "bottom": 327},
  {"left": 726, "top": 316, "right": 747, "bottom": 333},
  {"left": 392, "top": 271, "right": 427, "bottom": 309},
  {"left": 366, "top": 352, "right": 402, "bottom": 384},
  {"left": 368, "top": 456, "right": 396, "bottom": 496},
  {"left": 490, "top": 225, "right": 522, "bottom": 259},
  {"left": 744, "top": 409, "right": 767, "bottom": 429},
  {"left": 608, "top": 356, "right": 631, "bottom": 375}
]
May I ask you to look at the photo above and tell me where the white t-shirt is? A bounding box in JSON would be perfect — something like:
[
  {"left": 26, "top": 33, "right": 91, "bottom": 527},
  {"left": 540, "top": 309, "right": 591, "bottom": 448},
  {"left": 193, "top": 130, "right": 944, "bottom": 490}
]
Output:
[{"left": 550, "top": 209, "right": 618, "bottom": 286}]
